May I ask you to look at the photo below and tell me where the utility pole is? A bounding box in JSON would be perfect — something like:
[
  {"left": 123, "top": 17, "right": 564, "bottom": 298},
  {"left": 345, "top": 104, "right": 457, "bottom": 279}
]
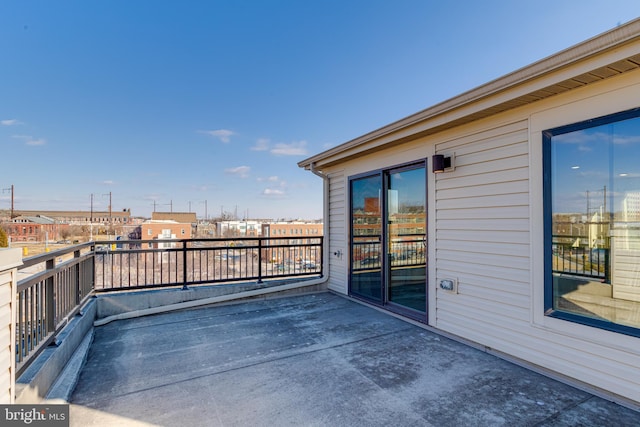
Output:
[
  {"left": 103, "top": 192, "right": 112, "bottom": 234},
  {"left": 2, "top": 185, "right": 14, "bottom": 218},
  {"left": 201, "top": 200, "right": 207, "bottom": 221},
  {"left": 90, "top": 193, "right": 94, "bottom": 240}
]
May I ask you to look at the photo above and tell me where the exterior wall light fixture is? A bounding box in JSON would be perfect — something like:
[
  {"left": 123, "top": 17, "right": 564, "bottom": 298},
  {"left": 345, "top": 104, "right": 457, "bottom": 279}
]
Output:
[{"left": 432, "top": 153, "right": 455, "bottom": 173}]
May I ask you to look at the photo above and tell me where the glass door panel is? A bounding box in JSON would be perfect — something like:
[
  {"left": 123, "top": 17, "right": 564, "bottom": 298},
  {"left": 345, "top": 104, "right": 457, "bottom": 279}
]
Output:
[
  {"left": 350, "top": 174, "right": 383, "bottom": 302},
  {"left": 387, "top": 166, "right": 426, "bottom": 312}
]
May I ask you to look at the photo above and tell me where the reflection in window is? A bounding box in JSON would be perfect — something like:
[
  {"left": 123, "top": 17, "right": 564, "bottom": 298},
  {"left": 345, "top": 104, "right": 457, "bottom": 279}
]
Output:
[{"left": 545, "top": 108, "right": 640, "bottom": 335}]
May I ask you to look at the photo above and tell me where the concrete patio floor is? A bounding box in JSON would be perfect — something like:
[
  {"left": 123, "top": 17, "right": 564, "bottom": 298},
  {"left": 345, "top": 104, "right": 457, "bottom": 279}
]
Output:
[{"left": 69, "top": 292, "right": 639, "bottom": 426}]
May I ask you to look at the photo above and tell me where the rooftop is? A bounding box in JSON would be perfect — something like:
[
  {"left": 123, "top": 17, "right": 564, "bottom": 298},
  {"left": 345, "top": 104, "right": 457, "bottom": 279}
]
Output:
[{"left": 66, "top": 292, "right": 639, "bottom": 426}]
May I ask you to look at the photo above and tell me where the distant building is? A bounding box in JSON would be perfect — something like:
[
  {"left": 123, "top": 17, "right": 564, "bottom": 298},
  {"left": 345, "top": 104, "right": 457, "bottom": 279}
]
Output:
[
  {"left": 151, "top": 212, "right": 197, "bottom": 224},
  {"left": 1, "top": 215, "right": 68, "bottom": 243},
  {"left": 622, "top": 192, "right": 640, "bottom": 222},
  {"left": 261, "top": 221, "right": 323, "bottom": 240},
  {"left": 260, "top": 221, "right": 323, "bottom": 265},
  {"left": 216, "top": 220, "right": 262, "bottom": 237},
  {"left": 6, "top": 209, "right": 134, "bottom": 226},
  {"left": 141, "top": 220, "right": 192, "bottom": 247}
]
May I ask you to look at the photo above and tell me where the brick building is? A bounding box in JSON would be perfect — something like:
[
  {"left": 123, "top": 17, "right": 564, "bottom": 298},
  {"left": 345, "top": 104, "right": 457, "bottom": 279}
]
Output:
[
  {"left": 260, "top": 221, "right": 323, "bottom": 265},
  {"left": 261, "top": 221, "right": 323, "bottom": 240},
  {"left": 10, "top": 210, "right": 133, "bottom": 225},
  {"left": 141, "top": 220, "right": 192, "bottom": 248},
  {"left": 151, "top": 212, "right": 197, "bottom": 224},
  {"left": 1, "top": 215, "right": 69, "bottom": 243}
]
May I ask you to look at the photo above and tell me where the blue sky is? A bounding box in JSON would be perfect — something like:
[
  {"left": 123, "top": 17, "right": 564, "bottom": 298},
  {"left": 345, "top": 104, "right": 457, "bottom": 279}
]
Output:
[{"left": 1, "top": 1, "right": 639, "bottom": 220}]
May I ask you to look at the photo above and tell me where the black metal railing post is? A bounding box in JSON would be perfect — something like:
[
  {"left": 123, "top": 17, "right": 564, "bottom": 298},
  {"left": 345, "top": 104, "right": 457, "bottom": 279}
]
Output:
[
  {"left": 320, "top": 236, "right": 324, "bottom": 276},
  {"left": 45, "top": 258, "right": 56, "bottom": 335},
  {"left": 257, "top": 239, "right": 263, "bottom": 284},
  {"left": 74, "top": 248, "right": 81, "bottom": 305},
  {"left": 182, "top": 240, "right": 188, "bottom": 290},
  {"left": 605, "top": 244, "right": 610, "bottom": 283}
]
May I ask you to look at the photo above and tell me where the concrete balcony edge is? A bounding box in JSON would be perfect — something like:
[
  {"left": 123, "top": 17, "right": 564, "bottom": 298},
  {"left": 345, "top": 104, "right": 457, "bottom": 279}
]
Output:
[{"left": 15, "top": 298, "right": 97, "bottom": 404}]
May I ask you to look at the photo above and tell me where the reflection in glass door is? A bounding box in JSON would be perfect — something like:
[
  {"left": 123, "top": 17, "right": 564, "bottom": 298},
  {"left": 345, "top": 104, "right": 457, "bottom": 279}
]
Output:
[
  {"left": 349, "top": 162, "right": 427, "bottom": 317},
  {"left": 387, "top": 166, "right": 426, "bottom": 312},
  {"left": 350, "top": 174, "right": 383, "bottom": 302}
]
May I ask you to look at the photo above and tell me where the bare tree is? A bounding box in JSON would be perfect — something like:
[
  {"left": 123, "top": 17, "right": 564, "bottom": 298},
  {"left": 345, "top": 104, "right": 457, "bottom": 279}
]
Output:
[{"left": 0, "top": 226, "right": 8, "bottom": 248}]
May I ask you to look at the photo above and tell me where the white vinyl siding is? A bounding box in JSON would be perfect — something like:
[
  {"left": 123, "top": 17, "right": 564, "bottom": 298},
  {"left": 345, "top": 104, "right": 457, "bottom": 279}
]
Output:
[
  {"left": 327, "top": 171, "right": 347, "bottom": 294},
  {"left": 429, "top": 110, "right": 640, "bottom": 399},
  {"left": 0, "top": 251, "right": 20, "bottom": 404},
  {"left": 310, "top": 58, "right": 640, "bottom": 406},
  {"left": 0, "top": 272, "right": 12, "bottom": 404},
  {"left": 611, "top": 229, "right": 640, "bottom": 302},
  {"left": 434, "top": 120, "right": 531, "bottom": 332}
]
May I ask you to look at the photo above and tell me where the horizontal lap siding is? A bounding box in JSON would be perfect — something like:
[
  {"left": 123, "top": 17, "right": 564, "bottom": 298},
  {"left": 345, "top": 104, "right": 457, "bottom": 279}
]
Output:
[
  {"left": 328, "top": 171, "right": 347, "bottom": 294},
  {"left": 611, "top": 231, "right": 640, "bottom": 301},
  {"left": 435, "top": 120, "right": 531, "bottom": 333},
  {"left": 0, "top": 269, "right": 15, "bottom": 403},
  {"left": 434, "top": 117, "right": 640, "bottom": 404}
]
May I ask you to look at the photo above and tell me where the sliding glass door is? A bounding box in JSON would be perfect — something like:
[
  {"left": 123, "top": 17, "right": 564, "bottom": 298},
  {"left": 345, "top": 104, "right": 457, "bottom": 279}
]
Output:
[
  {"left": 350, "top": 162, "right": 427, "bottom": 317},
  {"left": 387, "top": 166, "right": 427, "bottom": 312},
  {"left": 350, "top": 174, "right": 383, "bottom": 302}
]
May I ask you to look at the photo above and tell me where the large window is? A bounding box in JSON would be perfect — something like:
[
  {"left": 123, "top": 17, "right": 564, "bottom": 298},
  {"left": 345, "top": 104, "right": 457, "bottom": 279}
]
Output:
[{"left": 544, "top": 108, "right": 640, "bottom": 336}]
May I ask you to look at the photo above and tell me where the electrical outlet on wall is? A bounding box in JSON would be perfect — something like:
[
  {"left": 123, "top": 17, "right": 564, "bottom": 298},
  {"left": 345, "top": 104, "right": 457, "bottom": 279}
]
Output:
[{"left": 439, "top": 278, "right": 458, "bottom": 293}]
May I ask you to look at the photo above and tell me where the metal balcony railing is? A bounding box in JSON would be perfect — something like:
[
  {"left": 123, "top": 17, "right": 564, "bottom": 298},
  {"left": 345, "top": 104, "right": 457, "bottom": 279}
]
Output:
[
  {"left": 16, "top": 243, "right": 95, "bottom": 377},
  {"left": 352, "top": 235, "right": 426, "bottom": 271},
  {"left": 551, "top": 235, "right": 609, "bottom": 281},
  {"left": 94, "top": 237, "right": 323, "bottom": 291},
  {"left": 14, "top": 236, "right": 323, "bottom": 376}
]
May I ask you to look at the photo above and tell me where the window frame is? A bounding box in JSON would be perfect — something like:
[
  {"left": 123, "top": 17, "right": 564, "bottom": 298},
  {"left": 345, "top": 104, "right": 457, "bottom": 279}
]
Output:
[{"left": 543, "top": 107, "right": 640, "bottom": 338}]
